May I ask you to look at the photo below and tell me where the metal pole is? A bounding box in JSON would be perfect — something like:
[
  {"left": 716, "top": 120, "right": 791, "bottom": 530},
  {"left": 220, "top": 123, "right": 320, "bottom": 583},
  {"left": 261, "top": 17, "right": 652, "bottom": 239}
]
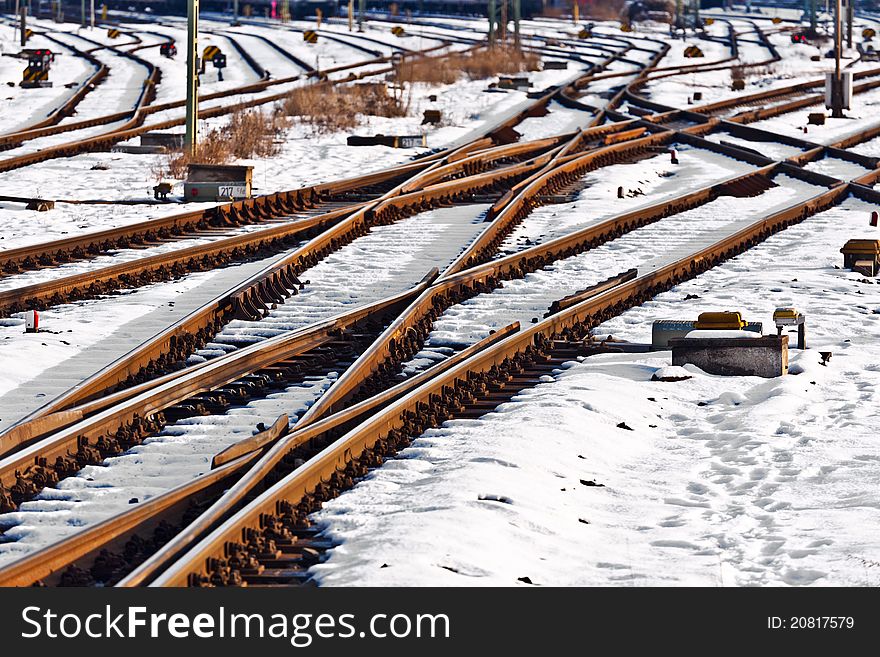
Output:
[
  {"left": 90, "top": 0, "right": 94, "bottom": 27},
  {"left": 185, "top": 0, "right": 199, "bottom": 157},
  {"left": 233, "top": 0, "right": 238, "bottom": 22},
  {"left": 20, "top": 5, "right": 26, "bottom": 47},
  {"left": 358, "top": 0, "right": 364, "bottom": 31},
  {"left": 572, "top": 1, "right": 578, "bottom": 25},
  {"left": 488, "top": 0, "right": 496, "bottom": 46},
  {"left": 513, "top": 0, "right": 520, "bottom": 50},
  {"left": 833, "top": 0, "right": 843, "bottom": 117},
  {"left": 846, "top": 0, "right": 852, "bottom": 49},
  {"left": 348, "top": 0, "right": 353, "bottom": 31},
  {"left": 81, "top": 0, "right": 85, "bottom": 27},
  {"left": 500, "top": 0, "right": 507, "bottom": 41}
]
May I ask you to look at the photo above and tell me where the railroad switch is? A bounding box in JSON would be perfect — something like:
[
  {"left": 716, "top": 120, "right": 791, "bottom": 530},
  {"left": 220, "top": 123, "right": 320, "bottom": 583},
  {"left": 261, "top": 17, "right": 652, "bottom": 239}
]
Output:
[
  {"left": 20, "top": 49, "right": 53, "bottom": 88},
  {"left": 841, "top": 239, "right": 880, "bottom": 276},
  {"left": 153, "top": 182, "right": 173, "bottom": 200},
  {"left": 694, "top": 311, "right": 746, "bottom": 330},
  {"left": 497, "top": 74, "right": 530, "bottom": 90},
  {"left": 422, "top": 109, "right": 442, "bottom": 125},
  {"left": 184, "top": 164, "right": 252, "bottom": 201},
  {"left": 808, "top": 112, "right": 826, "bottom": 126},
  {"left": 773, "top": 308, "right": 806, "bottom": 349}
]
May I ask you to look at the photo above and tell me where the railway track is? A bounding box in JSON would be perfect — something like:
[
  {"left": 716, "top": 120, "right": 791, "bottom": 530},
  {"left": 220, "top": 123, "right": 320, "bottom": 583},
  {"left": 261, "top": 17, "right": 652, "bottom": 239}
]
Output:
[
  {"left": 0, "top": 19, "right": 457, "bottom": 170},
  {"left": 0, "top": 30, "right": 109, "bottom": 143},
  {"left": 2, "top": 15, "right": 879, "bottom": 587}
]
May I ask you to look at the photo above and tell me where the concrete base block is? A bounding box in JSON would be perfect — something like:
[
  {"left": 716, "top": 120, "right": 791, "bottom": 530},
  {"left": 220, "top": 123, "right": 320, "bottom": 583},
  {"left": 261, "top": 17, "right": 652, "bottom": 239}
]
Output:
[{"left": 669, "top": 335, "right": 788, "bottom": 378}]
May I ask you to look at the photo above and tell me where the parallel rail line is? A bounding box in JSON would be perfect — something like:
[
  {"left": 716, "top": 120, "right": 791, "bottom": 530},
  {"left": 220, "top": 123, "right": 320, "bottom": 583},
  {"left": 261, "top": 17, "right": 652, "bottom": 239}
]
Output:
[{"left": 3, "top": 16, "right": 877, "bottom": 588}]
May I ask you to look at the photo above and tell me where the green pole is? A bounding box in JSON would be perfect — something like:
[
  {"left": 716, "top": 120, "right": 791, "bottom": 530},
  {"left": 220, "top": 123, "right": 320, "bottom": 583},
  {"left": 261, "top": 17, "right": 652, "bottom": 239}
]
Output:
[
  {"left": 185, "top": 0, "right": 199, "bottom": 157},
  {"left": 488, "top": 0, "right": 496, "bottom": 46},
  {"left": 359, "top": 0, "right": 365, "bottom": 31},
  {"left": 81, "top": 0, "right": 85, "bottom": 27}
]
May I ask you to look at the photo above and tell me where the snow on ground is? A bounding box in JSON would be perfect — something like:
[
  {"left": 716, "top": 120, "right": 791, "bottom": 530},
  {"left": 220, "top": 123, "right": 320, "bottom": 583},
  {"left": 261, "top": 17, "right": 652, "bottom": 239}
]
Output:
[
  {"left": 197, "top": 205, "right": 488, "bottom": 359},
  {"left": 703, "top": 132, "right": 806, "bottom": 160},
  {"left": 412, "top": 175, "right": 819, "bottom": 357},
  {"left": 0, "top": 268, "right": 220, "bottom": 401},
  {"left": 747, "top": 84, "right": 880, "bottom": 145},
  {"left": 0, "top": 204, "right": 488, "bottom": 562},
  {"left": 848, "top": 132, "right": 880, "bottom": 158},
  {"left": 803, "top": 156, "right": 870, "bottom": 180},
  {"left": 310, "top": 195, "right": 880, "bottom": 587},
  {"left": 499, "top": 143, "right": 757, "bottom": 255},
  {"left": 0, "top": 19, "right": 586, "bottom": 245},
  {"left": 0, "top": 371, "right": 339, "bottom": 565},
  {"left": 514, "top": 100, "right": 593, "bottom": 141}
]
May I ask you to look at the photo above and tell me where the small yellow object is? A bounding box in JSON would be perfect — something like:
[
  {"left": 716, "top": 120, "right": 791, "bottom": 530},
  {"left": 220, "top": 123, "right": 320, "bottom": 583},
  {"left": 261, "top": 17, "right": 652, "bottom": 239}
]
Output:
[
  {"left": 620, "top": 22, "right": 632, "bottom": 32},
  {"left": 695, "top": 311, "right": 745, "bottom": 330},
  {"left": 773, "top": 308, "right": 799, "bottom": 320},
  {"left": 578, "top": 29, "right": 591, "bottom": 39},
  {"left": 391, "top": 25, "right": 405, "bottom": 37},
  {"left": 864, "top": 28, "right": 876, "bottom": 39},
  {"left": 772, "top": 17, "right": 782, "bottom": 24},
  {"left": 705, "top": 18, "right": 714, "bottom": 26}
]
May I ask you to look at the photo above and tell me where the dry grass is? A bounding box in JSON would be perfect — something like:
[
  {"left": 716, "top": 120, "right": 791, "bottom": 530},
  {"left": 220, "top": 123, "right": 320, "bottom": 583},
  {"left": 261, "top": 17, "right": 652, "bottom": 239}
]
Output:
[
  {"left": 282, "top": 83, "right": 408, "bottom": 134},
  {"left": 157, "top": 108, "right": 287, "bottom": 179},
  {"left": 395, "top": 46, "right": 541, "bottom": 85}
]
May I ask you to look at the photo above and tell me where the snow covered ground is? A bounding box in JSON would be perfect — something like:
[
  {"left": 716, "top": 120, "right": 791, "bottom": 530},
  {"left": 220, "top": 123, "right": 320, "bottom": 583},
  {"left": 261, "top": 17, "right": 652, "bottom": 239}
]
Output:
[
  {"left": 1, "top": 9, "right": 879, "bottom": 587},
  {"left": 311, "top": 195, "right": 880, "bottom": 588},
  {"left": 0, "top": 15, "right": 591, "bottom": 246},
  {"left": 0, "top": 204, "right": 488, "bottom": 563}
]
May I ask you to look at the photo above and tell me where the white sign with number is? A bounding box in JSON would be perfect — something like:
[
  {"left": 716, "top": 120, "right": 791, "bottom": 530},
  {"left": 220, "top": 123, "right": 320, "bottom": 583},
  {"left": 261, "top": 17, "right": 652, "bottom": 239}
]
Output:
[{"left": 219, "top": 185, "right": 247, "bottom": 198}]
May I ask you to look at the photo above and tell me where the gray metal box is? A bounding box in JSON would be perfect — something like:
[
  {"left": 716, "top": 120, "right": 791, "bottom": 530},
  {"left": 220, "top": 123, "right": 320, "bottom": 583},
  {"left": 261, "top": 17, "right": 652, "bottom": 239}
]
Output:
[
  {"left": 652, "top": 320, "right": 763, "bottom": 348},
  {"left": 184, "top": 164, "right": 253, "bottom": 201}
]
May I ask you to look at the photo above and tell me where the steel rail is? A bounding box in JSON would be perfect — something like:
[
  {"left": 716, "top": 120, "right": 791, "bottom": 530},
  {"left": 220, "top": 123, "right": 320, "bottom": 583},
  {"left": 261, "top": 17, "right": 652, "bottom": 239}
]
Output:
[
  {"left": 151, "top": 175, "right": 862, "bottom": 587},
  {"left": 0, "top": 274, "right": 436, "bottom": 493}
]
